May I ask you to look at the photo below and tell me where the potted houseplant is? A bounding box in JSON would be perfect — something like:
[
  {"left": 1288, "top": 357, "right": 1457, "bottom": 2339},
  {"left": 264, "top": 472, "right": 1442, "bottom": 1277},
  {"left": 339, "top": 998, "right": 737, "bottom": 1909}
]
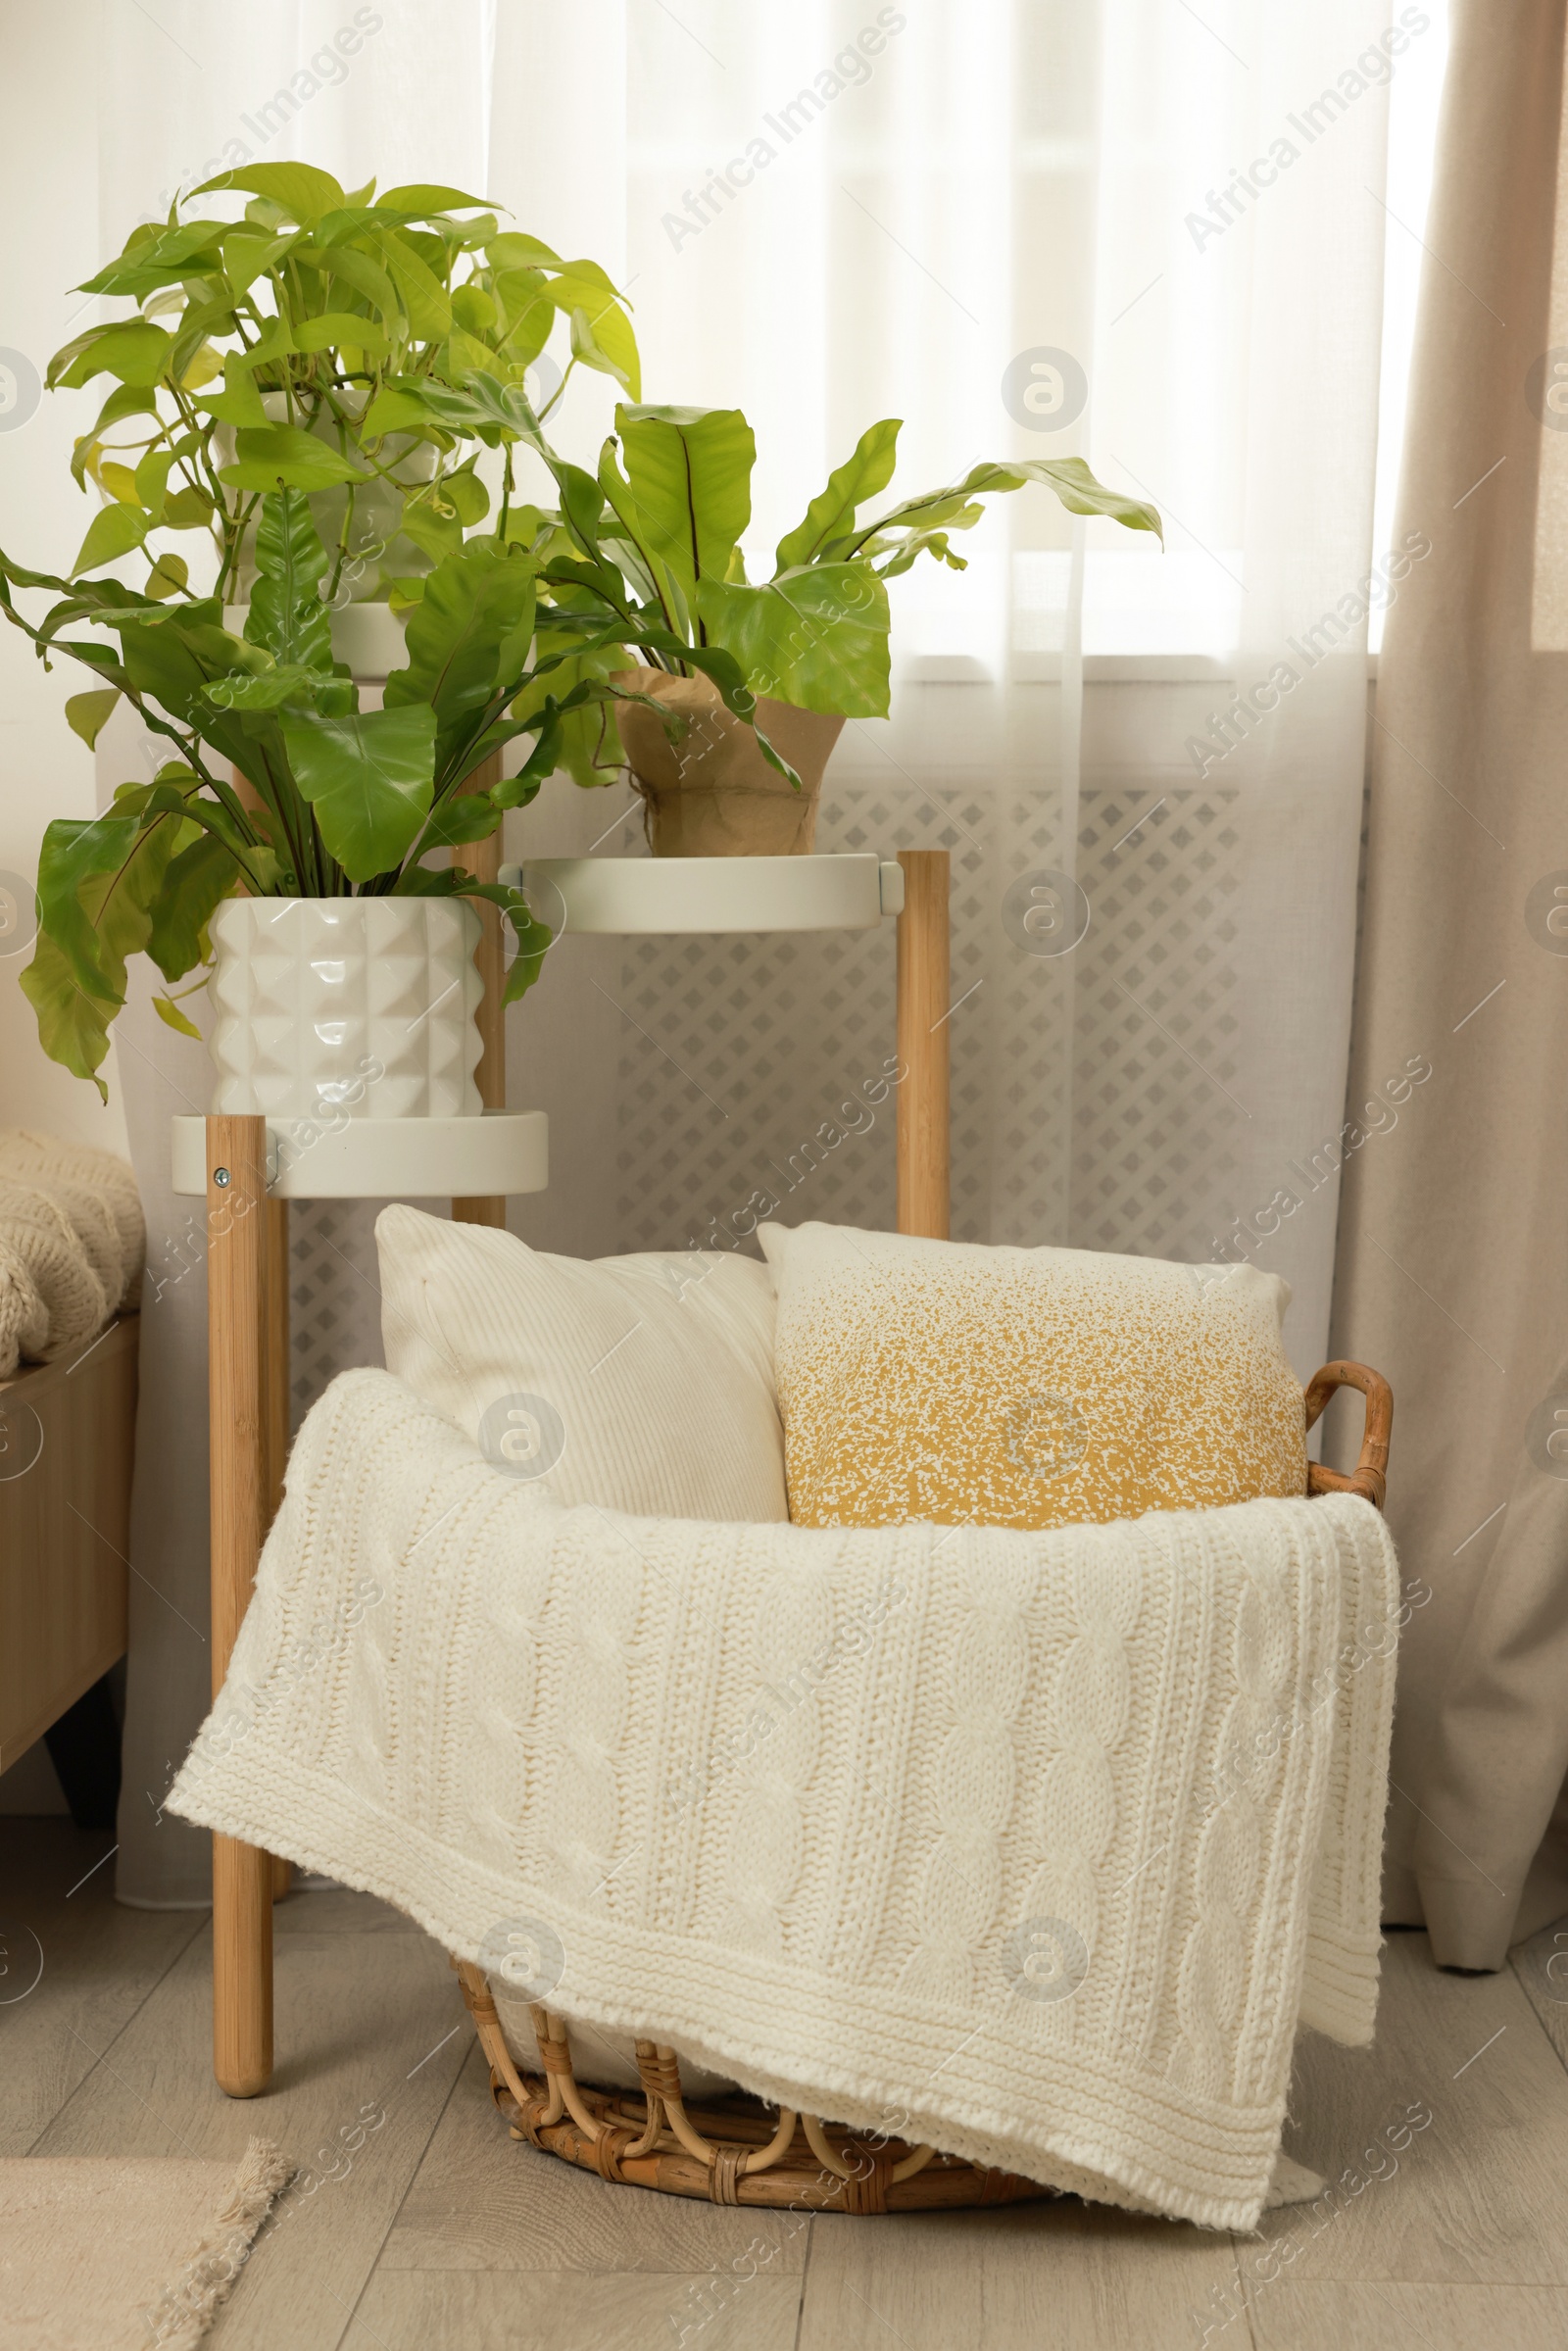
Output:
[
  {"left": 49, "top": 161, "right": 640, "bottom": 676},
  {"left": 0, "top": 486, "right": 774, "bottom": 1103},
  {"left": 540, "top": 406, "right": 1162, "bottom": 853},
  {"left": 4, "top": 166, "right": 780, "bottom": 1106},
  {"left": 344, "top": 386, "right": 1162, "bottom": 856}
]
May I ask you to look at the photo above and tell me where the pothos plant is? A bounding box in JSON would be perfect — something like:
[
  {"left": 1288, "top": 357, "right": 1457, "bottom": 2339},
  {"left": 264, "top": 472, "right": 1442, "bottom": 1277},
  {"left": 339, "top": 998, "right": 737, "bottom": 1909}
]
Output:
[
  {"left": 0, "top": 482, "right": 776, "bottom": 1098},
  {"left": 51, "top": 160, "right": 639, "bottom": 620}
]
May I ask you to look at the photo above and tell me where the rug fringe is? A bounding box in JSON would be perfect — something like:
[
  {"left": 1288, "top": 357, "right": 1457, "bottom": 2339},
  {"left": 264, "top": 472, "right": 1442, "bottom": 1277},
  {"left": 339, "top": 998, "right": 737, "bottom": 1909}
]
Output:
[{"left": 140, "top": 2137, "right": 294, "bottom": 2348}]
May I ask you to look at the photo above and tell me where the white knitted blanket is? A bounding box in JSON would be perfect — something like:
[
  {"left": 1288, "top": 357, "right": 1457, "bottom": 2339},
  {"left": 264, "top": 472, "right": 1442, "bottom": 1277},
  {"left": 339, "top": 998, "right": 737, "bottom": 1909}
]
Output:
[{"left": 169, "top": 1370, "right": 1399, "bottom": 2230}]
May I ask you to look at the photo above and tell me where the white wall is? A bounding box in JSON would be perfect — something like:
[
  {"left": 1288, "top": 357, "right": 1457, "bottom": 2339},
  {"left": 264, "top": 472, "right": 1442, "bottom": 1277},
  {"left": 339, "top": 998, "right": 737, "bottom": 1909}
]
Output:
[{"left": 0, "top": 5, "right": 126, "bottom": 1151}]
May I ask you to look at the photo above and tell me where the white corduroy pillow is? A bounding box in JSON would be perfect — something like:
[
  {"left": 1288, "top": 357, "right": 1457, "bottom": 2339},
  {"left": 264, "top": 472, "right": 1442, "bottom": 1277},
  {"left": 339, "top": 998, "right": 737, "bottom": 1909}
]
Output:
[{"left": 375, "top": 1206, "right": 788, "bottom": 1521}]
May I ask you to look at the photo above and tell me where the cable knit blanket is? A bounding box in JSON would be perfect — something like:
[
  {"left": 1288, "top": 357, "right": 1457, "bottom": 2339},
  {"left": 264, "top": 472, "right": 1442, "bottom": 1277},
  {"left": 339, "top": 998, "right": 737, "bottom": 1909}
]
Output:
[
  {"left": 169, "top": 1369, "right": 1400, "bottom": 2231},
  {"left": 0, "top": 1130, "right": 144, "bottom": 1374}
]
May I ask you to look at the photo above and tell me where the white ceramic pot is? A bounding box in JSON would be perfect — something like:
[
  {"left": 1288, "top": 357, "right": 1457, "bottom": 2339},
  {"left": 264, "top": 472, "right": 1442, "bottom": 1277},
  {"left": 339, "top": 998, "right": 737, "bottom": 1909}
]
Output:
[
  {"left": 216, "top": 389, "right": 438, "bottom": 609},
  {"left": 221, "top": 600, "right": 409, "bottom": 684},
  {"left": 208, "top": 899, "right": 484, "bottom": 1120}
]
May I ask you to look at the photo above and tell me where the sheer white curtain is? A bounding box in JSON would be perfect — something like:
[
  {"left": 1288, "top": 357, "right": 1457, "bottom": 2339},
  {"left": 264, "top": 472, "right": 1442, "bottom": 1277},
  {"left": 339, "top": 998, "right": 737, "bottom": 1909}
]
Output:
[
  {"left": 34, "top": 0, "right": 1398, "bottom": 1899},
  {"left": 499, "top": 0, "right": 1396, "bottom": 1359}
]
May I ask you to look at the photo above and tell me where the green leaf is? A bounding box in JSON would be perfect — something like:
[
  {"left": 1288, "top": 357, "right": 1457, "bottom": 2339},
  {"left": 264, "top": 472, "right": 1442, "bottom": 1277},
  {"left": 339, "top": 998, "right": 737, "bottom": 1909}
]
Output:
[
  {"left": 488, "top": 233, "right": 566, "bottom": 271},
  {"left": 31, "top": 801, "right": 187, "bottom": 1017},
  {"left": 419, "top": 792, "right": 501, "bottom": 850},
  {"left": 51, "top": 319, "right": 172, "bottom": 391},
  {"left": 20, "top": 934, "right": 118, "bottom": 1099},
  {"left": 96, "top": 462, "right": 141, "bottom": 506},
  {"left": 227, "top": 315, "right": 295, "bottom": 375},
  {"left": 509, "top": 646, "right": 620, "bottom": 790},
  {"left": 544, "top": 260, "right": 622, "bottom": 305},
  {"left": 163, "top": 485, "right": 218, "bottom": 529},
  {"left": 442, "top": 465, "right": 490, "bottom": 525},
  {"left": 874, "top": 523, "right": 971, "bottom": 579},
  {"left": 71, "top": 385, "right": 161, "bottom": 485},
  {"left": 66, "top": 688, "right": 121, "bottom": 749},
  {"left": 549, "top": 465, "right": 611, "bottom": 563},
  {"left": 451, "top": 284, "right": 497, "bottom": 336},
  {"left": 72, "top": 504, "right": 149, "bottom": 577},
  {"left": 145, "top": 552, "right": 191, "bottom": 602},
  {"left": 220, "top": 425, "right": 370, "bottom": 493},
  {"left": 360, "top": 382, "right": 445, "bottom": 437},
  {"left": 218, "top": 228, "right": 300, "bottom": 300},
  {"left": 377, "top": 237, "right": 454, "bottom": 339},
  {"left": 495, "top": 290, "right": 554, "bottom": 371},
  {"left": 362, "top": 368, "right": 542, "bottom": 452},
  {"left": 295, "top": 242, "right": 403, "bottom": 328},
  {"left": 850, "top": 456, "right": 1163, "bottom": 555},
  {"left": 195, "top": 353, "right": 270, "bottom": 429},
  {"left": 204, "top": 663, "right": 321, "bottom": 710},
  {"left": 376, "top": 184, "right": 493, "bottom": 214},
  {"left": 412, "top": 873, "right": 555, "bottom": 1004},
  {"left": 291, "top": 311, "right": 390, "bottom": 354},
  {"left": 383, "top": 538, "right": 537, "bottom": 779},
  {"left": 396, "top": 494, "right": 465, "bottom": 567},
  {"left": 134, "top": 447, "right": 174, "bottom": 520},
  {"left": 437, "top": 326, "right": 501, "bottom": 386},
  {"left": 152, "top": 993, "right": 203, "bottom": 1038},
  {"left": 612, "top": 405, "right": 754, "bottom": 604},
  {"left": 493, "top": 710, "right": 564, "bottom": 807},
  {"left": 1005, "top": 456, "right": 1162, "bottom": 539},
  {"left": 494, "top": 888, "right": 553, "bottom": 1004},
  {"left": 695, "top": 564, "right": 891, "bottom": 718},
  {"left": 562, "top": 293, "right": 639, "bottom": 400},
  {"left": 147, "top": 829, "right": 239, "bottom": 981},
  {"left": 279, "top": 706, "right": 438, "bottom": 883},
  {"left": 171, "top": 296, "right": 239, "bottom": 382},
  {"left": 190, "top": 162, "right": 347, "bottom": 221},
  {"left": 776, "top": 418, "right": 902, "bottom": 572},
  {"left": 385, "top": 575, "right": 427, "bottom": 615},
  {"left": 110, "top": 606, "right": 265, "bottom": 746},
  {"left": 244, "top": 490, "right": 332, "bottom": 670},
  {"left": 77, "top": 220, "right": 228, "bottom": 298}
]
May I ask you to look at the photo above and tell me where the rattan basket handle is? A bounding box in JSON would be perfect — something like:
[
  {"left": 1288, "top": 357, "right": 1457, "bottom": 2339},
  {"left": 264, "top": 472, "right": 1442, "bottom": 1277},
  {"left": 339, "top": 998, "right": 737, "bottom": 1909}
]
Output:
[{"left": 1303, "top": 1359, "right": 1392, "bottom": 1511}]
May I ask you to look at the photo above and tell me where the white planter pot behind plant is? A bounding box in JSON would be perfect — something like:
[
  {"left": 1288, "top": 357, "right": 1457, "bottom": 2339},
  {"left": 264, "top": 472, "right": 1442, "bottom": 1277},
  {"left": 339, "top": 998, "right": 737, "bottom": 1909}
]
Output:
[
  {"left": 217, "top": 389, "right": 438, "bottom": 610},
  {"left": 208, "top": 899, "right": 484, "bottom": 1120},
  {"left": 220, "top": 599, "right": 410, "bottom": 685}
]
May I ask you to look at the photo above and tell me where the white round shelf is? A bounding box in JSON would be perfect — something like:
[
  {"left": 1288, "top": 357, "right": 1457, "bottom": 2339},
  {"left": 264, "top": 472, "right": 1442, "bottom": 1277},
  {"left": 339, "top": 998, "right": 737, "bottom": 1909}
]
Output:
[
  {"left": 498, "top": 852, "right": 904, "bottom": 936},
  {"left": 171, "top": 1109, "right": 547, "bottom": 1200}
]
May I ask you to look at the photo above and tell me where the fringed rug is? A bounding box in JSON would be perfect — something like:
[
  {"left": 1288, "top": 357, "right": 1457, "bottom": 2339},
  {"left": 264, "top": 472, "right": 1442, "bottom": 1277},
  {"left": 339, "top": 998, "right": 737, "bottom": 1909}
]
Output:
[{"left": 0, "top": 2139, "right": 291, "bottom": 2349}]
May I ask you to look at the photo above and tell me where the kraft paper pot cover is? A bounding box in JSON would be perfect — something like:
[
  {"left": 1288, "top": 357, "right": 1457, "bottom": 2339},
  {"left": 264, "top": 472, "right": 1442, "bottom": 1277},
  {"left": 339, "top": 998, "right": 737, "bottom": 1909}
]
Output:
[{"left": 612, "top": 666, "right": 845, "bottom": 856}]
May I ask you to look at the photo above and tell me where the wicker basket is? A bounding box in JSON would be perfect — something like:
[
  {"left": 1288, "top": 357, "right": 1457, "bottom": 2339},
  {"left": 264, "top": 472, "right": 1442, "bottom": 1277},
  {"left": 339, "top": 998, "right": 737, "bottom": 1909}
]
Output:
[
  {"left": 457, "top": 1360, "right": 1393, "bottom": 2214},
  {"left": 455, "top": 1964, "right": 1049, "bottom": 2211}
]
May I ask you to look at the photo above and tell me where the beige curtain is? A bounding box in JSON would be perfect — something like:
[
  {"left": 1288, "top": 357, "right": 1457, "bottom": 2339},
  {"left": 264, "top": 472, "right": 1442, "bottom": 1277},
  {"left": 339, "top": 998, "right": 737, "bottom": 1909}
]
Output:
[{"left": 1333, "top": 0, "right": 1568, "bottom": 1968}]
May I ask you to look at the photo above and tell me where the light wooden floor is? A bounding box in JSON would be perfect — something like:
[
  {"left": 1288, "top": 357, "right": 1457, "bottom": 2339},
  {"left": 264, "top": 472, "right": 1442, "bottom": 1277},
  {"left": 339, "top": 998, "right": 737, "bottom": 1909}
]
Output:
[{"left": 5, "top": 1816, "right": 1568, "bottom": 2349}]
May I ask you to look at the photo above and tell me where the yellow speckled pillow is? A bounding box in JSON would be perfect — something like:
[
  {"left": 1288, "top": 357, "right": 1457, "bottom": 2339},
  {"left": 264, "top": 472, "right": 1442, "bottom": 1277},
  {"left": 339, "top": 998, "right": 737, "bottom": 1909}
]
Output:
[{"left": 758, "top": 1222, "right": 1306, "bottom": 1531}]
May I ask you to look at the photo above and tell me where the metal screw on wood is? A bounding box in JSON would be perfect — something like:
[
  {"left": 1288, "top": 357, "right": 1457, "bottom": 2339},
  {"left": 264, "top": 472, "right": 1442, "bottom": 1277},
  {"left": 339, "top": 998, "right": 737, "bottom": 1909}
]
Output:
[{"left": 214, "top": 1168, "right": 230, "bottom": 1187}]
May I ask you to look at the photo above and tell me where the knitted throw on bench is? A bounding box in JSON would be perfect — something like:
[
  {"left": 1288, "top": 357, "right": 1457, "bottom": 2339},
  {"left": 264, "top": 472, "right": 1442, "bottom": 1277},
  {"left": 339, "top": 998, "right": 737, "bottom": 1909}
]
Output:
[{"left": 170, "top": 1369, "right": 1399, "bottom": 2230}]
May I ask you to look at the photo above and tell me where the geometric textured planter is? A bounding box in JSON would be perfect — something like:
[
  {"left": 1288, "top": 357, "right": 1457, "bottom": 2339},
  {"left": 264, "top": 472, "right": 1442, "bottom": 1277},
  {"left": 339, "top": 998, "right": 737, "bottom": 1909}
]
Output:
[{"left": 207, "top": 898, "right": 483, "bottom": 1119}]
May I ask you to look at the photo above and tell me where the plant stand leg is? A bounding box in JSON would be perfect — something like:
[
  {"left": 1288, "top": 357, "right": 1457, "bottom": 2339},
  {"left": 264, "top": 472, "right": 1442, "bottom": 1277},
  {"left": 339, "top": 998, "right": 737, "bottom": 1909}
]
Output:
[
  {"left": 453, "top": 789, "right": 507, "bottom": 1231},
  {"left": 263, "top": 1195, "right": 292, "bottom": 1903},
  {"left": 896, "top": 850, "right": 951, "bottom": 1241},
  {"left": 207, "top": 1113, "right": 273, "bottom": 2097}
]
